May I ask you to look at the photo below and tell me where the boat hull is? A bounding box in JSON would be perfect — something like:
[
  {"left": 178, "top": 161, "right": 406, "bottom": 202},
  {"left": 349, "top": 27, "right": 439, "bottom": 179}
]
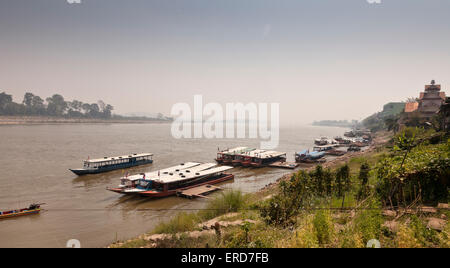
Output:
[
  {"left": 231, "top": 159, "right": 243, "bottom": 166},
  {"left": 107, "top": 187, "right": 126, "bottom": 194},
  {"left": 70, "top": 159, "right": 153, "bottom": 176},
  {"left": 0, "top": 209, "right": 41, "bottom": 220},
  {"left": 138, "top": 173, "right": 234, "bottom": 198},
  {"left": 222, "top": 160, "right": 232, "bottom": 165}
]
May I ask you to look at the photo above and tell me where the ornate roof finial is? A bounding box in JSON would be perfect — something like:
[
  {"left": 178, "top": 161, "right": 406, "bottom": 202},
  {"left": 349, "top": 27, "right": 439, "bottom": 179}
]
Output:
[{"left": 431, "top": 80, "right": 435, "bottom": 85}]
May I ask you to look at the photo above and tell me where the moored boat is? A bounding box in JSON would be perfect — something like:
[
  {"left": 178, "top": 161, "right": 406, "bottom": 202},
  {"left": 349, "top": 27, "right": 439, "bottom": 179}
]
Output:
[
  {"left": 215, "top": 147, "right": 248, "bottom": 164},
  {"left": 325, "top": 148, "right": 346, "bottom": 156},
  {"left": 314, "top": 137, "right": 329, "bottom": 145},
  {"left": 231, "top": 148, "right": 256, "bottom": 166},
  {"left": 347, "top": 145, "right": 362, "bottom": 152},
  {"left": 113, "top": 162, "right": 202, "bottom": 191},
  {"left": 0, "top": 203, "right": 44, "bottom": 220},
  {"left": 334, "top": 136, "right": 352, "bottom": 145},
  {"left": 344, "top": 131, "right": 356, "bottom": 137},
  {"left": 241, "top": 149, "right": 266, "bottom": 166},
  {"left": 138, "top": 166, "right": 234, "bottom": 198},
  {"left": 313, "top": 144, "right": 339, "bottom": 152},
  {"left": 108, "top": 164, "right": 234, "bottom": 198},
  {"left": 249, "top": 151, "right": 287, "bottom": 167},
  {"left": 70, "top": 153, "right": 153, "bottom": 176},
  {"left": 295, "top": 149, "right": 326, "bottom": 163}
]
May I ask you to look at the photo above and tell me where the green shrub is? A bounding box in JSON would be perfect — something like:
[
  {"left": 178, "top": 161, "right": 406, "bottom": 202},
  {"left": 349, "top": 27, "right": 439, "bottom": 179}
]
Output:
[
  {"left": 357, "top": 161, "right": 371, "bottom": 200},
  {"left": 375, "top": 140, "right": 450, "bottom": 205},
  {"left": 260, "top": 171, "right": 313, "bottom": 226}
]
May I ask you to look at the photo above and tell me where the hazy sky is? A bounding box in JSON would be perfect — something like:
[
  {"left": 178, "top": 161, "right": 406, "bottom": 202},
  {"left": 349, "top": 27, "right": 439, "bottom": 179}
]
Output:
[{"left": 1, "top": 0, "right": 449, "bottom": 125}]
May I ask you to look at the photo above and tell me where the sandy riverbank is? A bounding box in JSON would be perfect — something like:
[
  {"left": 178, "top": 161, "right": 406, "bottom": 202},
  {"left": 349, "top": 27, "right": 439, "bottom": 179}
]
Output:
[{"left": 0, "top": 116, "right": 171, "bottom": 125}]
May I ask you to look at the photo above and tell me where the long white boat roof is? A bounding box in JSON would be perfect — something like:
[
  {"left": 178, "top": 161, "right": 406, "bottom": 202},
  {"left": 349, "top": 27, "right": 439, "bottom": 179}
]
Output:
[
  {"left": 123, "top": 162, "right": 201, "bottom": 181},
  {"left": 153, "top": 165, "right": 234, "bottom": 184},
  {"left": 86, "top": 153, "right": 153, "bottom": 164},
  {"left": 257, "top": 151, "right": 286, "bottom": 159},
  {"left": 313, "top": 144, "right": 339, "bottom": 149},
  {"left": 220, "top": 147, "right": 248, "bottom": 154},
  {"left": 176, "top": 163, "right": 217, "bottom": 174},
  {"left": 241, "top": 149, "right": 266, "bottom": 157}
]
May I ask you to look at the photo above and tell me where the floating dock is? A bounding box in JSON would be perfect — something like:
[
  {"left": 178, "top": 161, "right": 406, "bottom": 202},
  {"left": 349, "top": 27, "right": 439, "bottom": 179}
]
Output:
[
  {"left": 268, "top": 161, "right": 299, "bottom": 169},
  {"left": 176, "top": 185, "right": 222, "bottom": 199}
]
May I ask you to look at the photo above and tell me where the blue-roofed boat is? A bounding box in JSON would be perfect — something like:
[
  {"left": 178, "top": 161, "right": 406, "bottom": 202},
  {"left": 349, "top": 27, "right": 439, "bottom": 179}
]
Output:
[{"left": 295, "top": 149, "right": 326, "bottom": 163}]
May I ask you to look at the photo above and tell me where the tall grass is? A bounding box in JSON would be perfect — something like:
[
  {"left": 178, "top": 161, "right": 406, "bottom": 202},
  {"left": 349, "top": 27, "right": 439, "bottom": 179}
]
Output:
[
  {"left": 313, "top": 209, "right": 334, "bottom": 245},
  {"left": 153, "top": 212, "right": 201, "bottom": 234},
  {"left": 200, "top": 190, "right": 248, "bottom": 220},
  {"left": 153, "top": 190, "right": 247, "bottom": 235}
]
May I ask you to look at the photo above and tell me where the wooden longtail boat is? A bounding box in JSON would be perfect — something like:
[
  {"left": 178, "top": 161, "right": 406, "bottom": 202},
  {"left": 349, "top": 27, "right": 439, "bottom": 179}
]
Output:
[{"left": 0, "top": 203, "right": 44, "bottom": 220}]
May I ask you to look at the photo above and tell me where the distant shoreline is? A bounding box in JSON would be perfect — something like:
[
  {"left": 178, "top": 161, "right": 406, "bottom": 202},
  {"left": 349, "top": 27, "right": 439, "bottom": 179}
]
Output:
[
  {"left": 0, "top": 116, "right": 172, "bottom": 125},
  {"left": 312, "top": 120, "right": 358, "bottom": 128},
  {"left": 311, "top": 123, "right": 353, "bottom": 128}
]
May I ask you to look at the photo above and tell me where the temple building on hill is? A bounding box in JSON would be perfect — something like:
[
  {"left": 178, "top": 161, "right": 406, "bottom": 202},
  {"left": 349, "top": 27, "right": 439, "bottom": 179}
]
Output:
[
  {"left": 418, "top": 80, "right": 446, "bottom": 117},
  {"left": 404, "top": 80, "right": 446, "bottom": 118}
]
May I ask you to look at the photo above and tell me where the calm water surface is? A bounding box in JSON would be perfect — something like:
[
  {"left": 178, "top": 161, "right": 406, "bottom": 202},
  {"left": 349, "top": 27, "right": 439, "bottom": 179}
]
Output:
[{"left": 0, "top": 123, "right": 347, "bottom": 247}]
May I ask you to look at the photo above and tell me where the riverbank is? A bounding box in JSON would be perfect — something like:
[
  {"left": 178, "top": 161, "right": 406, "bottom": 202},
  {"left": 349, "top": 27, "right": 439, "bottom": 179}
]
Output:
[
  {"left": 109, "top": 133, "right": 388, "bottom": 248},
  {"left": 0, "top": 116, "right": 171, "bottom": 125},
  {"left": 109, "top": 131, "right": 448, "bottom": 248}
]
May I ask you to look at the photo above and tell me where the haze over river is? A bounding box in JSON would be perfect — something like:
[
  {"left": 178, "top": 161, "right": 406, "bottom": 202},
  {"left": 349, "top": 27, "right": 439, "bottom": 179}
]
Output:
[{"left": 0, "top": 123, "right": 347, "bottom": 248}]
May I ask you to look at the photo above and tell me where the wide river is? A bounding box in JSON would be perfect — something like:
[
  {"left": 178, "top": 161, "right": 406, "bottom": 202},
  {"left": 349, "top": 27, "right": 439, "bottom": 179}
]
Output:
[{"left": 0, "top": 123, "right": 347, "bottom": 248}]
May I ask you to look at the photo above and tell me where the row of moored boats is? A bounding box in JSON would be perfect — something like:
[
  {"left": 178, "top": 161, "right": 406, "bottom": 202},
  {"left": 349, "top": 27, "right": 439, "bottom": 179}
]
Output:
[
  {"left": 295, "top": 131, "right": 372, "bottom": 163},
  {"left": 1, "top": 130, "right": 373, "bottom": 220}
]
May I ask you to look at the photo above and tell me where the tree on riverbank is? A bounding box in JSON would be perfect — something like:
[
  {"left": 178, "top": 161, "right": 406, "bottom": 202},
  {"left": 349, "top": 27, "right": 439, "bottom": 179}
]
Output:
[
  {"left": 0, "top": 91, "right": 116, "bottom": 119},
  {"left": 0, "top": 91, "right": 173, "bottom": 121}
]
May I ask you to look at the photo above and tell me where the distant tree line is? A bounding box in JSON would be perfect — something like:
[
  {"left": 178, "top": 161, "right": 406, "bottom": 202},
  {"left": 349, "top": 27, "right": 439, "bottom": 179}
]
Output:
[
  {"left": 0, "top": 91, "right": 114, "bottom": 119},
  {"left": 312, "top": 120, "right": 358, "bottom": 128}
]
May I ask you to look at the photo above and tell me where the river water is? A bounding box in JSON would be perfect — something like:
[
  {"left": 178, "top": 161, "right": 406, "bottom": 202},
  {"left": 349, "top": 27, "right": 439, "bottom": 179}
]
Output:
[{"left": 0, "top": 123, "right": 347, "bottom": 248}]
